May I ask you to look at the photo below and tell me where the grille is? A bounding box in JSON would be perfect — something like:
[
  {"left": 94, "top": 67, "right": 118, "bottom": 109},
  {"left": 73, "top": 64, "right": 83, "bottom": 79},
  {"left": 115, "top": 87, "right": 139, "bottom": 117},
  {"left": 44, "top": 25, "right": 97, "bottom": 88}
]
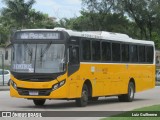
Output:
[{"left": 17, "top": 88, "right": 52, "bottom": 96}]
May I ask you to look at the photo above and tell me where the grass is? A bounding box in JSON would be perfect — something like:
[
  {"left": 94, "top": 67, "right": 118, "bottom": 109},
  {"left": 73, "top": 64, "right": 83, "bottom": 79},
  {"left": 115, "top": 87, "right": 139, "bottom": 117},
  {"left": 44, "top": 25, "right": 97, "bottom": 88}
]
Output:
[{"left": 101, "top": 105, "right": 160, "bottom": 120}]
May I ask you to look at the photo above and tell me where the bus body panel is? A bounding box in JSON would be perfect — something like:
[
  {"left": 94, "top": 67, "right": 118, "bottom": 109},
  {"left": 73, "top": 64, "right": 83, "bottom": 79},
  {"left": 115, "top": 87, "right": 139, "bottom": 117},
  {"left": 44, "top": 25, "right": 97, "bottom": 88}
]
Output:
[
  {"left": 68, "top": 63, "right": 155, "bottom": 98},
  {"left": 10, "top": 85, "right": 68, "bottom": 99},
  {"left": 10, "top": 73, "right": 69, "bottom": 99},
  {"left": 10, "top": 63, "right": 155, "bottom": 99}
]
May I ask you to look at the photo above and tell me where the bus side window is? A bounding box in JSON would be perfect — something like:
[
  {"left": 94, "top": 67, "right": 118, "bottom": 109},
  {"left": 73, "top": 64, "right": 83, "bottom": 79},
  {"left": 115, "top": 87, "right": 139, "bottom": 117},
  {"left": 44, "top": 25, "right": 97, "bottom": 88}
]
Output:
[
  {"left": 102, "top": 42, "right": 111, "bottom": 61},
  {"left": 92, "top": 41, "right": 100, "bottom": 61},
  {"left": 130, "top": 45, "right": 138, "bottom": 63},
  {"left": 146, "top": 46, "right": 153, "bottom": 63},
  {"left": 112, "top": 43, "right": 120, "bottom": 62},
  {"left": 138, "top": 46, "right": 145, "bottom": 63},
  {"left": 69, "top": 46, "right": 79, "bottom": 65},
  {"left": 121, "top": 44, "right": 129, "bottom": 62},
  {"left": 82, "top": 40, "right": 91, "bottom": 61}
]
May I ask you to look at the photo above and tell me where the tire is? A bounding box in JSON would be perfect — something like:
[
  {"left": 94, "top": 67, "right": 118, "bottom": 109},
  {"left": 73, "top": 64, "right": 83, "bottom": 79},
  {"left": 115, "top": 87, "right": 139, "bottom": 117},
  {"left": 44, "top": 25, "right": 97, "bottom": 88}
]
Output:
[
  {"left": 89, "top": 97, "right": 99, "bottom": 101},
  {"left": 76, "top": 84, "right": 88, "bottom": 107},
  {"left": 118, "top": 82, "right": 135, "bottom": 102},
  {"left": 118, "top": 95, "right": 124, "bottom": 102},
  {"left": 33, "top": 99, "right": 46, "bottom": 106}
]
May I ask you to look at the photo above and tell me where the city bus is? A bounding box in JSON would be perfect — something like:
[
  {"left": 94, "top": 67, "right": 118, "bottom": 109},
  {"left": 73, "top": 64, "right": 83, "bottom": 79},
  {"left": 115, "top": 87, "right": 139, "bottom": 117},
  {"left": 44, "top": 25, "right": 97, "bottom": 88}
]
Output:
[{"left": 10, "top": 28, "right": 155, "bottom": 107}]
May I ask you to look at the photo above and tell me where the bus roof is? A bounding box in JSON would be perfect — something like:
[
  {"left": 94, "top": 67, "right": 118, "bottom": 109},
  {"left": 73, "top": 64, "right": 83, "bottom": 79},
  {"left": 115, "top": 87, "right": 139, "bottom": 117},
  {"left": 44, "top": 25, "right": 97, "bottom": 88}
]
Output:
[{"left": 17, "top": 28, "right": 154, "bottom": 45}]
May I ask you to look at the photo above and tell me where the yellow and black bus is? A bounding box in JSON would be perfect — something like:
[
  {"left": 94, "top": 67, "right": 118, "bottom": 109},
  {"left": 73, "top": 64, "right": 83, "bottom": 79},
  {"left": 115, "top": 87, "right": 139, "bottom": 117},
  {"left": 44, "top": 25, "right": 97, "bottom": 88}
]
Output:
[{"left": 10, "top": 28, "right": 155, "bottom": 107}]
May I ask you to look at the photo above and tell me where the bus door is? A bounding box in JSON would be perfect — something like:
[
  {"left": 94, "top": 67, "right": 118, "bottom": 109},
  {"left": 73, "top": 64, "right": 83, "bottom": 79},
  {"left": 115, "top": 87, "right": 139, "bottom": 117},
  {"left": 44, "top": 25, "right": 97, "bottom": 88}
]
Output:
[{"left": 68, "top": 37, "right": 80, "bottom": 98}]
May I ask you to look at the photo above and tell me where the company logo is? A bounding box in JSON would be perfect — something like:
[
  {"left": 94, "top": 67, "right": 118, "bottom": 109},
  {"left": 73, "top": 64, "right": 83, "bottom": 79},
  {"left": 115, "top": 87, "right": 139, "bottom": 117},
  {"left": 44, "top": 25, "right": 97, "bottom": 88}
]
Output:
[{"left": 2, "top": 112, "right": 11, "bottom": 117}]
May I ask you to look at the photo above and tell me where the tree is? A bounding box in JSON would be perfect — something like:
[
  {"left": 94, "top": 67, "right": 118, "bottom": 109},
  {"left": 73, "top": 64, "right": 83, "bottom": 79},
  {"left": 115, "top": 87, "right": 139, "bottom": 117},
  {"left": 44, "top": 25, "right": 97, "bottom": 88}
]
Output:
[
  {"left": 0, "top": 16, "right": 11, "bottom": 46},
  {"left": 82, "top": 0, "right": 115, "bottom": 30},
  {"left": 82, "top": 0, "right": 160, "bottom": 41},
  {"left": 28, "top": 10, "right": 55, "bottom": 29},
  {"left": 69, "top": 0, "right": 133, "bottom": 35},
  {"left": 1, "top": 0, "right": 36, "bottom": 29},
  {"left": 0, "top": 0, "right": 56, "bottom": 46},
  {"left": 115, "top": 0, "right": 160, "bottom": 40},
  {"left": 152, "top": 32, "right": 160, "bottom": 49},
  {"left": 56, "top": 11, "right": 132, "bottom": 37}
]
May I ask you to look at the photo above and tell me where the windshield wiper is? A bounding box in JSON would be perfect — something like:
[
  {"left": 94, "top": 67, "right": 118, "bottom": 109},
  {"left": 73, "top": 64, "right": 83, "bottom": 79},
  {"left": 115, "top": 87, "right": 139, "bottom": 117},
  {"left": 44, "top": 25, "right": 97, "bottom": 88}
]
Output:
[
  {"left": 24, "top": 44, "right": 33, "bottom": 62},
  {"left": 24, "top": 44, "right": 32, "bottom": 56},
  {"left": 40, "top": 42, "right": 52, "bottom": 58}
]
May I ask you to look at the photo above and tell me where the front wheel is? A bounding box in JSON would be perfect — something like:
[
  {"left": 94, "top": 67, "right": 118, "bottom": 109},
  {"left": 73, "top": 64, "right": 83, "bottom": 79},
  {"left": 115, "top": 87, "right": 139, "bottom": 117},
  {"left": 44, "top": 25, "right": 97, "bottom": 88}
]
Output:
[
  {"left": 118, "top": 82, "right": 135, "bottom": 102},
  {"left": 89, "top": 97, "right": 99, "bottom": 101},
  {"left": 33, "top": 99, "right": 46, "bottom": 106},
  {"left": 75, "top": 84, "right": 88, "bottom": 107}
]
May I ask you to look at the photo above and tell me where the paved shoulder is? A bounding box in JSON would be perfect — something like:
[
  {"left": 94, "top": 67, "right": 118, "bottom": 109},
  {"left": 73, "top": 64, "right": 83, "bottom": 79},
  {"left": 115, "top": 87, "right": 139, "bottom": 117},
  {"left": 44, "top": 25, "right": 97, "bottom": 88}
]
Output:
[{"left": 0, "top": 86, "right": 10, "bottom": 91}]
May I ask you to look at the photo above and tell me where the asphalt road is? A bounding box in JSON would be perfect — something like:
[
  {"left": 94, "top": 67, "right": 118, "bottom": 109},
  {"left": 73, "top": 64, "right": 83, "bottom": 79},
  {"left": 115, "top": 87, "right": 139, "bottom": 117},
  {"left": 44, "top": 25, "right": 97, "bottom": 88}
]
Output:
[{"left": 0, "top": 86, "right": 160, "bottom": 120}]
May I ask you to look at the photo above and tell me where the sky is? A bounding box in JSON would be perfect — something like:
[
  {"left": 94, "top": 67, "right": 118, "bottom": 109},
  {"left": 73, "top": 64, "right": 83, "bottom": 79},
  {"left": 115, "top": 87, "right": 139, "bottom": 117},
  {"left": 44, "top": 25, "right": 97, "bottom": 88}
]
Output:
[{"left": 0, "top": 0, "right": 82, "bottom": 19}]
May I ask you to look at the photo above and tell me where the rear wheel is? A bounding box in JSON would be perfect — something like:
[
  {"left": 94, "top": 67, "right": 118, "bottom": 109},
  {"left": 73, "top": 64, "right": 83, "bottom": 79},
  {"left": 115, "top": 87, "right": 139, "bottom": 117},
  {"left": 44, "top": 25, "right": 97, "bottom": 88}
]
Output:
[
  {"left": 76, "top": 84, "right": 88, "bottom": 107},
  {"left": 33, "top": 99, "right": 46, "bottom": 106},
  {"left": 118, "top": 82, "right": 135, "bottom": 102},
  {"left": 118, "top": 95, "right": 124, "bottom": 102}
]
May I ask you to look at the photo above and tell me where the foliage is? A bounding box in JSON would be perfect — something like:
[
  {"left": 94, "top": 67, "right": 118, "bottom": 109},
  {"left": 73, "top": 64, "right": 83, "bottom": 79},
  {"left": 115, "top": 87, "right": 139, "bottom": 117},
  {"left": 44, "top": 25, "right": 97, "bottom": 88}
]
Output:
[
  {"left": 115, "top": 0, "right": 160, "bottom": 40},
  {"left": 152, "top": 32, "right": 160, "bottom": 49},
  {"left": 76, "top": 0, "right": 160, "bottom": 49},
  {"left": 0, "top": 0, "right": 56, "bottom": 46},
  {"left": 1, "top": 0, "right": 160, "bottom": 49},
  {"left": 28, "top": 10, "right": 55, "bottom": 29},
  {"left": 1, "top": 0, "right": 36, "bottom": 29},
  {"left": 0, "top": 16, "right": 10, "bottom": 45}
]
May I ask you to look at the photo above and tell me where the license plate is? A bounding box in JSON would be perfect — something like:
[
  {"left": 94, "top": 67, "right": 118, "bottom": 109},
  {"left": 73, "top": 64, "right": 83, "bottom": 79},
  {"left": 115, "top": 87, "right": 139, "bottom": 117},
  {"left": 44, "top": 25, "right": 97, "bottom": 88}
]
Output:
[{"left": 29, "top": 91, "right": 38, "bottom": 96}]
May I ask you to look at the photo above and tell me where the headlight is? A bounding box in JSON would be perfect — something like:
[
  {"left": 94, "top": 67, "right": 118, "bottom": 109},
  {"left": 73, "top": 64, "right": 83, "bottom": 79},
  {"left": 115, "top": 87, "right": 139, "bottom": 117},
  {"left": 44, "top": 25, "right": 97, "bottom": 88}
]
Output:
[
  {"left": 10, "top": 80, "right": 17, "bottom": 90},
  {"left": 59, "top": 80, "right": 65, "bottom": 86},
  {"left": 52, "top": 84, "right": 59, "bottom": 90},
  {"left": 52, "top": 80, "right": 66, "bottom": 91}
]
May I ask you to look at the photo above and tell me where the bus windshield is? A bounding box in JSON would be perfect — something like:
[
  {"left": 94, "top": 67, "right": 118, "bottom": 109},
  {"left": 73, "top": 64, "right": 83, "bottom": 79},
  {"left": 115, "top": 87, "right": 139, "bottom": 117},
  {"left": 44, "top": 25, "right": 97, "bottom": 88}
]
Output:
[{"left": 11, "top": 44, "right": 65, "bottom": 73}]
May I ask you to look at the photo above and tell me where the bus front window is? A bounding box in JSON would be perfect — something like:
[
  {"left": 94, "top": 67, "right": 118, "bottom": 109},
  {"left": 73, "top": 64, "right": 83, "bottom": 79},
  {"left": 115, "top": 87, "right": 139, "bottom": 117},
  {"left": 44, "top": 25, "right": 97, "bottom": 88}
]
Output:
[
  {"left": 35, "top": 44, "right": 65, "bottom": 73},
  {"left": 11, "top": 44, "right": 65, "bottom": 73}
]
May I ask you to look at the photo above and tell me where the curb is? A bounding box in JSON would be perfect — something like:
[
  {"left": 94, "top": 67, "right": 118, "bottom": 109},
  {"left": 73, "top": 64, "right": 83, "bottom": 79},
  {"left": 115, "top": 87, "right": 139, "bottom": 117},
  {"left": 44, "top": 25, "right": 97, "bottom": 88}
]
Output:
[
  {"left": 0, "top": 86, "right": 10, "bottom": 91},
  {"left": 0, "top": 89, "right": 10, "bottom": 91}
]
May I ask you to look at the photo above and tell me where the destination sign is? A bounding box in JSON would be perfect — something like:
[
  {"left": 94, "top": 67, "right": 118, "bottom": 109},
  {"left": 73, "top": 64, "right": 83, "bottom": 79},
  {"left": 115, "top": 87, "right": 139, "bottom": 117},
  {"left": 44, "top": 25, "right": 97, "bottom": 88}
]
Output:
[{"left": 15, "top": 32, "right": 60, "bottom": 40}]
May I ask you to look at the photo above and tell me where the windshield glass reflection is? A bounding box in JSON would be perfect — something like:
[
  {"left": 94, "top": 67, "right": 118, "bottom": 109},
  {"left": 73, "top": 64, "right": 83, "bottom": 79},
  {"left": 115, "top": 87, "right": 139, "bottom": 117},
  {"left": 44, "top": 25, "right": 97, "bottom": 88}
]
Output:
[{"left": 11, "top": 44, "right": 65, "bottom": 73}]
